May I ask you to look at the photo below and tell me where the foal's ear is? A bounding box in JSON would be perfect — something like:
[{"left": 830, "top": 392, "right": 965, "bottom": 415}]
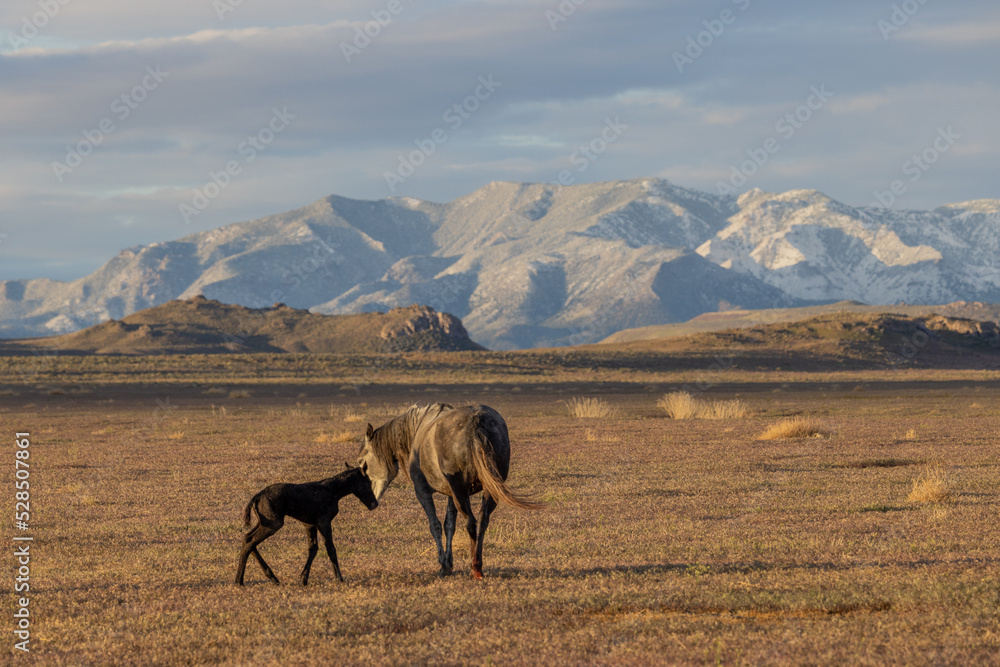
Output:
[
  {"left": 366, "top": 423, "right": 374, "bottom": 438},
  {"left": 344, "top": 461, "right": 354, "bottom": 470}
]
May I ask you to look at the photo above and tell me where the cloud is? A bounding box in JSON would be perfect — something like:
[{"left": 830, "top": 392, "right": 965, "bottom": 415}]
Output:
[
  {"left": 900, "top": 20, "right": 1000, "bottom": 44},
  {"left": 0, "top": 0, "right": 997, "bottom": 281}
]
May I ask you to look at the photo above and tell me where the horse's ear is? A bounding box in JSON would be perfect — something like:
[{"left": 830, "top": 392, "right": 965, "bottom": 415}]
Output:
[
  {"left": 366, "top": 423, "right": 374, "bottom": 438},
  {"left": 344, "top": 461, "right": 353, "bottom": 470}
]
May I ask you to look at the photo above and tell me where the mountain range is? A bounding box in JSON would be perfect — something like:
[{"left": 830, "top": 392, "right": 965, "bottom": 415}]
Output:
[{"left": 2, "top": 178, "right": 998, "bottom": 349}]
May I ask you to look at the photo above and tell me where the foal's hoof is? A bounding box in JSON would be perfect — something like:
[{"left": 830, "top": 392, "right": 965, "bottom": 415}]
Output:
[{"left": 470, "top": 568, "right": 484, "bottom": 580}]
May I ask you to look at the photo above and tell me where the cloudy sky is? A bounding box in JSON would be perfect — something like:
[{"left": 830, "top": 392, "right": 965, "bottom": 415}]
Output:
[{"left": 1, "top": 0, "right": 997, "bottom": 281}]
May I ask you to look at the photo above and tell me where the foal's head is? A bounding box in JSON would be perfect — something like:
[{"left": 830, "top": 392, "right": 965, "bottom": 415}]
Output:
[
  {"left": 357, "top": 423, "right": 399, "bottom": 501},
  {"left": 345, "top": 465, "right": 380, "bottom": 511}
]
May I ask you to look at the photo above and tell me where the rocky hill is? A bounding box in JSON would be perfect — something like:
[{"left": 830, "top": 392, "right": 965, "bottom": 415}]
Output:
[
  {"left": 0, "top": 297, "right": 484, "bottom": 355},
  {"left": 1, "top": 178, "right": 998, "bottom": 349}
]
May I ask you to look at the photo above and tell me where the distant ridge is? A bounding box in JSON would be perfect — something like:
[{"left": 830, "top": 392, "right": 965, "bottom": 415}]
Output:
[
  {"left": 0, "top": 297, "right": 485, "bottom": 355},
  {"left": 595, "top": 310, "right": 1000, "bottom": 370},
  {"left": 601, "top": 301, "right": 1000, "bottom": 343}
]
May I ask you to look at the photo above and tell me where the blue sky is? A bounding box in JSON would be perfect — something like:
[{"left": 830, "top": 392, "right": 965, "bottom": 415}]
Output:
[{"left": 1, "top": 0, "right": 997, "bottom": 281}]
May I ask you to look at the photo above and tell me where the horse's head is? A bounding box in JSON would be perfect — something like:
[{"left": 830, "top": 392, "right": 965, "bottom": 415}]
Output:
[
  {"left": 346, "top": 464, "right": 380, "bottom": 511},
  {"left": 357, "top": 423, "right": 398, "bottom": 500}
]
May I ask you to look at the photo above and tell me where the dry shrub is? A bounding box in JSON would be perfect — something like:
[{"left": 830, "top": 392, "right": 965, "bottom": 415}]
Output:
[
  {"left": 658, "top": 391, "right": 749, "bottom": 420},
  {"left": 229, "top": 389, "right": 252, "bottom": 399},
  {"left": 315, "top": 430, "right": 356, "bottom": 445},
  {"left": 203, "top": 386, "right": 226, "bottom": 395},
  {"left": 903, "top": 428, "right": 917, "bottom": 440},
  {"left": 659, "top": 392, "right": 699, "bottom": 419},
  {"left": 343, "top": 410, "right": 364, "bottom": 422},
  {"left": 564, "top": 397, "right": 618, "bottom": 419},
  {"left": 908, "top": 466, "right": 952, "bottom": 503},
  {"left": 702, "top": 399, "right": 750, "bottom": 420},
  {"left": 758, "top": 417, "right": 824, "bottom": 440}
]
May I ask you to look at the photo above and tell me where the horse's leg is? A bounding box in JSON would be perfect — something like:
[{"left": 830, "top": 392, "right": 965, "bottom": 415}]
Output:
[
  {"left": 412, "top": 469, "right": 448, "bottom": 575},
  {"left": 318, "top": 521, "right": 343, "bottom": 582},
  {"left": 446, "top": 475, "right": 480, "bottom": 579},
  {"left": 250, "top": 547, "right": 280, "bottom": 585},
  {"left": 474, "top": 492, "right": 498, "bottom": 579},
  {"left": 236, "top": 523, "right": 280, "bottom": 585},
  {"left": 300, "top": 526, "right": 319, "bottom": 586},
  {"left": 443, "top": 497, "right": 457, "bottom": 575}
]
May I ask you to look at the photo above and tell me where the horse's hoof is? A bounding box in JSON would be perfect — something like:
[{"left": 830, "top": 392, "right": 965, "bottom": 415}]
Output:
[{"left": 470, "top": 569, "right": 483, "bottom": 580}]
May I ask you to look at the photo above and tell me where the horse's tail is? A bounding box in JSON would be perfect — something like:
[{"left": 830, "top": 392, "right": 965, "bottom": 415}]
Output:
[
  {"left": 472, "top": 426, "right": 544, "bottom": 511},
  {"left": 242, "top": 490, "right": 264, "bottom": 529}
]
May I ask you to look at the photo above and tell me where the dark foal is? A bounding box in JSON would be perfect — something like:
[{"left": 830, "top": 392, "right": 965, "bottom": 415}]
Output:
[{"left": 235, "top": 466, "right": 378, "bottom": 586}]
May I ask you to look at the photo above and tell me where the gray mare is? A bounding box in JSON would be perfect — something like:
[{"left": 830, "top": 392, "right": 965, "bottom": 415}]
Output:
[{"left": 357, "top": 403, "right": 541, "bottom": 579}]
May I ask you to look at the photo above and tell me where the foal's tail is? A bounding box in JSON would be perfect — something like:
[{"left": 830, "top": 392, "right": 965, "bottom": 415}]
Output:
[
  {"left": 242, "top": 490, "right": 265, "bottom": 530},
  {"left": 472, "top": 426, "right": 544, "bottom": 511}
]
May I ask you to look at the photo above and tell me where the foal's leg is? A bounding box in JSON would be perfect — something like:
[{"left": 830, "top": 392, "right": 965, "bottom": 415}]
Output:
[
  {"left": 300, "top": 526, "right": 319, "bottom": 586},
  {"left": 443, "top": 498, "right": 457, "bottom": 574},
  {"left": 446, "top": 476, "right": 480, "bottom": 579},
  {"left": 412, "top": 470, "right": 448, "bottom": 575},
  {"left": 474, "top": 492, "right": 499, "bottom": 579},
  {"left": 317, "top": 521, "right": 343, "bottom": 582},
  {"left": 235, "top": 523, "right": 281, "bottom": 585}
]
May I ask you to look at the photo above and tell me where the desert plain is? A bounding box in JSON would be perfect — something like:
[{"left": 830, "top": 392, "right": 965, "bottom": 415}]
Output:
[{"left": 2, "top": 349, "right": 999, "bottom": 665}]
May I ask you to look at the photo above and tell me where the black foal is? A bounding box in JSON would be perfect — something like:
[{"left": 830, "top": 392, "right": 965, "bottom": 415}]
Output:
[{"left": 235, "top": 465, "right": 378, "bottom": 586}]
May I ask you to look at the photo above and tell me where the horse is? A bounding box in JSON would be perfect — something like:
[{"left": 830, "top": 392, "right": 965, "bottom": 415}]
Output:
[
  {"left": 235, "top": 465, "right": 378, "bottom": 586},
  {"left": 357, "top": 403, "right": 541, "bottom": 579}
]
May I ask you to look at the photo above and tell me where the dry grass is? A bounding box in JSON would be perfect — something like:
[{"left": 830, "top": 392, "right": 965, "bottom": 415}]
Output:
[
  {"left": 342, "top": 410, "right": 364, "bottom": 423},
  {"left": 659, "top": 390, "right": 700, "bottom": 419},
  {"left": 658, "top": 391, "right": 750, "bottom": 420},
  {"left": 563, "top": 396, "right": 618, "bottom": 418},
  {"left": 314, "top": 430, "right": 356, "bottom": 445},
  {"left": 903, "top": 428, "right": 918, "bottom": 440},
  {"left": 908, "top": 465, "right": 953, "bottom": 503},
  {"left": 203, "top": 386, "right": 226, "bottom": 395},
  {"left": 229, "top": 389, "right": 252, "bottom": 399},
  {"left": 758, "top": 416, "right": 825, "bottom": 440},
  {"left": 3, "top": 361, "right": 999, "bottom": 664}
]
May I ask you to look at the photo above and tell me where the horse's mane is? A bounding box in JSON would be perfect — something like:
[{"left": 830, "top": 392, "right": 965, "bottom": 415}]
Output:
[{"left": 368, "top": 403, "right": 453, "bottom": 477}]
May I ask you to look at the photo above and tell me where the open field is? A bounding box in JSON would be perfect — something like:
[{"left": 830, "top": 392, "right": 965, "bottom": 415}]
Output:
[{"left": 2, "top": 353, "right": 1000, "bottom": 664}]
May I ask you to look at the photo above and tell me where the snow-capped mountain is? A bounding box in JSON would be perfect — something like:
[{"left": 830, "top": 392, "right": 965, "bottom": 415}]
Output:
[{"left": 2, "top": 178, "right": 997, "bottom": 349}]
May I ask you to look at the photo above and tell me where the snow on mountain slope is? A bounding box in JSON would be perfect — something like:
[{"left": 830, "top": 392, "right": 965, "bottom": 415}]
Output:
[
  {"left": 1, "top": 178, "right": 996, "bottom": 349},
  {"left": 696, "top": 189, "right": 1000, "bottom": 305}
]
